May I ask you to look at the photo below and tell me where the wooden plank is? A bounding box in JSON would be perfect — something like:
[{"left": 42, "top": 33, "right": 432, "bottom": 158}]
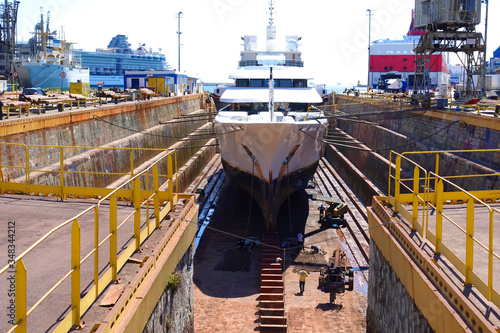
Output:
[{"left": 99, "top": 284, "right": 125, "bottom": 307}]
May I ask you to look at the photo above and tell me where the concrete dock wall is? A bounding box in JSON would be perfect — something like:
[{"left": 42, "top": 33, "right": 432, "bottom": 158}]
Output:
[
  {"left": 366, "top": 239, "right": 434, "bottom": 333},
  {"left": 1, "top": 95, "right": 212, "bottom": 189},
  {"left": 1, "top": 95, "right": 203, "bottom": 170},
  {"left": 143, "top": 245, "right": 195, "bottom": 333},
  {"left": 334, "top": 95, "right": 500, "bottom": 194}
]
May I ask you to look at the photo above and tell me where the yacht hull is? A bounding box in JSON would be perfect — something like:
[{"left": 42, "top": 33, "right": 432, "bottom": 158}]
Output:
[{"left": 216, "top": 118, "right": 326, "bottom": 230}]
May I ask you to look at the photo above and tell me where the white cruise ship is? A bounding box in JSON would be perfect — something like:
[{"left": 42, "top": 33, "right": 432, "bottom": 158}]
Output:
[{"left": 215, "top": 0, "right": 328, "bottom": 230}]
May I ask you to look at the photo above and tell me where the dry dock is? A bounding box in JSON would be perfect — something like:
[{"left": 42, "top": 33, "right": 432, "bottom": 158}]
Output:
[{"left": 1, "top": 92, "right": 499, "bottom": 332}]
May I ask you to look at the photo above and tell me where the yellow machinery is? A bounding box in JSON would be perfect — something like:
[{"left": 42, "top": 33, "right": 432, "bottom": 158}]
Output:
[
  {"left": 313, "top": 194, "right": 348, "bottom": 226},
  {"left": 69, "top": 82, "right": 90, "bottom": 96}
]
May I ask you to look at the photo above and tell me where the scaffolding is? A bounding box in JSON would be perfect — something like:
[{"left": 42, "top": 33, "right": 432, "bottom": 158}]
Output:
[{"left": 0, "top": 0, "right": 19, "bottom": 79}]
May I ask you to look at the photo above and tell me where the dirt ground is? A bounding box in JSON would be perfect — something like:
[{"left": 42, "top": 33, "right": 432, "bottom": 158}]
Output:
[{"left": 194, "top": 180, "right": 367, "bottom": 332}]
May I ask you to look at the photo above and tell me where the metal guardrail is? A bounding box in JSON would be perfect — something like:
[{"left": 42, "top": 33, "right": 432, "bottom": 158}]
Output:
[
  {"left": 388, "top": 149, "right": 500, "bottom": 307},
  {"left": 0, "top": 143, "right": 178, "bottom": 200},
  {"left": 0, "top": 146, "right": 179, "bottom": 333}
]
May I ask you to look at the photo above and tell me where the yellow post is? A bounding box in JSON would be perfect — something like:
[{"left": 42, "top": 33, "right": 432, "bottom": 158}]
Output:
[
  {"left": 154, "top": 165, "right": 160, "bottom": 228},
  {"left": 146, "top": 170, "right": 150, "bottom": 236},
  {"left": 435, "top": 179, "right": 443, "bottom": 254},
  {"left": 0, "top": 144, "right": 3, "bottom": 195},
  {"left": 465, "top": 198, "right": 474, "bottom": 285},
  {"left": 25, "top": 145, "right": 30, "bottom": 194},
  {"left": 412, "top": 166, "right": 420, "bottom": 231},
  {"left": 167, "top": 153, "right": 173, "bottom": 211},
  {"left": 130, "top": 150, "right": 134, "bottom": 179},
  {"left": 110, "top": 194, "right": 118, "bottom": 281},
  {"left": 394, "top": 156, "right": 401, "bottom": 212},
  {"left": 175, "top": 151, "right": 179, "bottom": 200},
  {"left": 71, "top": 219, "right": 81, "bottom": 327},
  {"left": 388, "top": 152, "right": 393, "bottom": 197},
  {"left": 434, "top": 153, "right": 440, "bottom": 196},
  {"left": 15, "top": 259, "right": 27, "bottom": 333},
  {"left": 134, "top": 178, "right": 141, "bottom": 250},
  {"left": 488, "top": 210, "right": 494, "bottom": 301},
  {"left": 60, "top": 147, "right": 65, "bottom": 201},
  {"left": 93, "top": 206, "right": 99, "bottom": 297}
]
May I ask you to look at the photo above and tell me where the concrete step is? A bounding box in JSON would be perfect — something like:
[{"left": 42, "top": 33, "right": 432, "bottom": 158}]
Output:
[
  {"left": 260, "top": 263, "right": 282, "bottom": 269},
  {"left": 260, "top": 308, "right": 285, "bottom": 317},
  {"left": 261, "top": 249, "right": 281, "bottom": 254},
  {"left": 262, "top": 258, "right": 281, "bottom": 265},
  {"left": 261, "top": 268, "right": 283, "bottom": 275},
  {"left": 262, "top": 254, "right": 281, "bottom": 260},
  {"left": 260, "top": 300, "right": 284, "bottom": 308},
  {"left": 261, "top": 280, "right": 284, "bottom": 286},
  {"left": 261, "top": 286, "right": 284, "bottom": 294},
  {"left": 260, "top": 249, "right": 281, "bottom": 258},
  {"left": 260, "top": 293, "right": 284, "bottom": 301},
  {"left": 261, "top": 316, "right": 287, "bottom": 326},
  {"left": 259, "top": 323, "right": 287, "bottom": 332},
  {"left": 260, "top": 274, "right": 283, "bottom": 281}
]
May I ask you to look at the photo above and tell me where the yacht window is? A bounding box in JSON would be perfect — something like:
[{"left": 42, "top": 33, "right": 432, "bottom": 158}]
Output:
[
  {"left": 251, "top": 103, "right": 268, "bottom": 111},
  {"left": 289, "top": 103, "right": 308, "bottom": 111},
  {"left": 236, "top": 79, "right": 250, "bottom": 87},
  {"left": 249, "top": 79, "right": 269, "bottom": 87},
  {"left": 293, "top": 79, "right": 307, "bottom": 87},
  {"left": 235, "top": 103, "right": 251, "bottom": 111},
  {"left": 276, "top": 79, "right": 293, "bottom": 87}
]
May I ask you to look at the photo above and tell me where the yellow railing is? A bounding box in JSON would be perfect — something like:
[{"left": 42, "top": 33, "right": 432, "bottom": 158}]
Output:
[
  {"left": 388, "top": 149, "right": 500, "bottom": 307},
  {"left": 0, "top": 143, "right": 178, "bottom": 199},
  {"left": 0, "top": 149, "right": 179, "bottom": 333}
]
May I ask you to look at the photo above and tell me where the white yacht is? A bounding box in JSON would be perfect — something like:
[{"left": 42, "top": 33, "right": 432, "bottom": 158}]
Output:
[{"left": 215, "top": 1, "right": 328, "bottom": 230}]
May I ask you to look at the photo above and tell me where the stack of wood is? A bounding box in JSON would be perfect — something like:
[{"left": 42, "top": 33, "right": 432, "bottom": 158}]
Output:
[{"left": 97, "top": 89, "right": 129, "bottom": 99}]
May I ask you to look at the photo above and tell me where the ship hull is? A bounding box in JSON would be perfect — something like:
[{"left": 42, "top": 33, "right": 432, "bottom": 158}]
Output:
[
  {"left": 221, "top": 159, "right": 319, "bottom": 230},
  {"left": 216, "top": 117, "right": 326, "bottom": 230},
  {"left": 14, "top": 62, "right": 89, "bottom": 89}
]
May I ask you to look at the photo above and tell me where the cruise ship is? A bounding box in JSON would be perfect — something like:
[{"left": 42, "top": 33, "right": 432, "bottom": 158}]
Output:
[
  {"left": 215, "top": 1, "right": 328, "bottom": 230},
  {"left": 73, "top": 35, "right": 170, "bottom": 87},
  {"left": 15, "top": 14, "right": 169, "bottom": 89}
]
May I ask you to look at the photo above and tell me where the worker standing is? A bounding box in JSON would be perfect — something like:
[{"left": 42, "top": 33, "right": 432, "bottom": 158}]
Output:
[
  {"left": 298, "top": 270, "right": 308, "bottom": 293},
  {"left": 297, "top": 233, "right": 304, "bottom": 251},
  {"left": 318, "top": 204, "right": 326, "bottom": 221}
]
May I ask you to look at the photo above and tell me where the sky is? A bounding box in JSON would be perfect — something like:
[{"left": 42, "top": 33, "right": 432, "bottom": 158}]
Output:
[{"left": 14, "top": 0, "right": 500, "bottom": 86}]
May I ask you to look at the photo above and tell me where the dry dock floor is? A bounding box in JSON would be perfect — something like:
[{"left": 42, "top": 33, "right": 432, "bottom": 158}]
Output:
[{"left": 194, "top": 180, "right": 367, "bottom": 332}]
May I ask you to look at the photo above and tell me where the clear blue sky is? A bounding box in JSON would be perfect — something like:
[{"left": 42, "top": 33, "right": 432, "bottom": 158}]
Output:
[{"left": 15, "top": 0, "right": 499, "bottom": 86}]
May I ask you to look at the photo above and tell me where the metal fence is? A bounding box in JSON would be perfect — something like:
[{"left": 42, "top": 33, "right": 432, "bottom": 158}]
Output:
[
  {"left": 388, "top": 149, "right": 500, "bottom": 307},
  {"left": 0, "top": 145, "right": 179, "bottom": 333}
]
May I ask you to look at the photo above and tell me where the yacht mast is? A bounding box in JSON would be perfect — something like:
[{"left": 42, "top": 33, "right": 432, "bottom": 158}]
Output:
[{"left": 266, "top": 0, "right": 276, "bottom": 51}]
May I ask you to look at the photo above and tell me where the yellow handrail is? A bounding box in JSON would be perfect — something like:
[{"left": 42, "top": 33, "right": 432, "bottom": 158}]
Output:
[
  {"left": 388, "top": 149, "right": 500, "bottom": 306},
  {"left": 1, "top": 149, "right": 178, "bottom": 333}
]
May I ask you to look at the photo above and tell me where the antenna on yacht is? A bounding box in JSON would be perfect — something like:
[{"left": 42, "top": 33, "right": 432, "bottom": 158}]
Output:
[
  {"left": 266, "top": 0, "right": 276, "bottom": 51},
  {"left": 269, "top": 67, "right": 275, "bottom": 122}
]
